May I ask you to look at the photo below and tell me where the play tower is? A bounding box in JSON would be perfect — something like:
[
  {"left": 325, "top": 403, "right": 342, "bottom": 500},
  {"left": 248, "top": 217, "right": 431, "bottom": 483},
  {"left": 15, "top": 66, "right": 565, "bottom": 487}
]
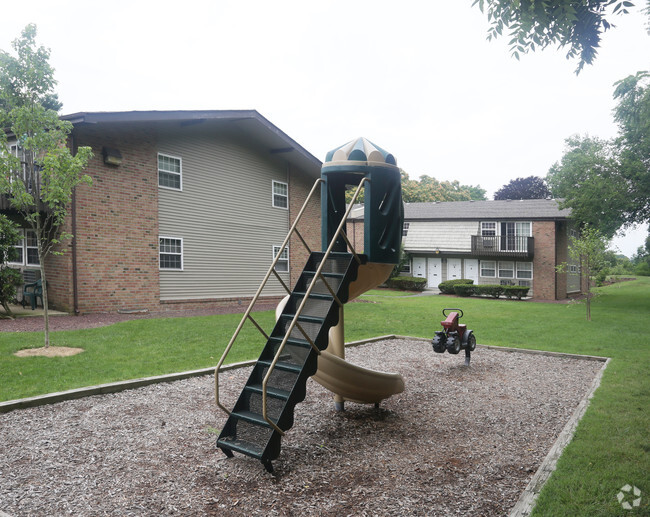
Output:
[{"left": 215, "top": 137, "right": 405, "bottom": 472}]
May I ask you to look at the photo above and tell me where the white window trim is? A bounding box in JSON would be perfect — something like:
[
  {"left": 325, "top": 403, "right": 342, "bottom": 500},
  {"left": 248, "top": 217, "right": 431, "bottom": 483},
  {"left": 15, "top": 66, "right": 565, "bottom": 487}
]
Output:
[
  {"left": 481, "top": 221, "right": 497, "bottom": 236},
  {"left": 273, "top": 245, "right": 289, "bottom": 272},
  {"left": 158, "top": 153, "right": 183, "bottom": 191},
  {"left": 25, "top": 230, "right": 40, "bottom": 266},
  {"left": 159, "top": 236, "right": 184, "bottom": 271},
  {"left": 498, "top": 261, "right": 515, "bottom": 278},
  {"left": 8, "top": 229, "right": 25, "bottom": 266},
  {"left": 401, "top": 260, "right": 411, "bottom": 274},
  {"left": 516, "top": 261, "right": 533, "bottom": 280},
  {"left": 480, "top": 260, "right": 496, "bottom": 278},
  {"left": 402, "top": 222, "right": 410, "bottom": 237},
  {"left": 272, "top": 180, "right": 289, "bottom": 209}
]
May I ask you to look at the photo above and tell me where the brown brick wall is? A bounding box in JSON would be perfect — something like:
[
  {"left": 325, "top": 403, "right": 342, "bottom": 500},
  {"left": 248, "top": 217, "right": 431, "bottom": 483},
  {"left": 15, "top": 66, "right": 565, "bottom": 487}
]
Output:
[
  {"left": 555, "top": 221, "right": 568, "bottom": 299},
  {"left": 69, "top": 125, "right": 161, "bottom": 313},
  {"left": 288, "top": 167, "right": 321, "bottom": 287},
  {"left": 532, "top": 221, "right": 557, "bottom": 300}
]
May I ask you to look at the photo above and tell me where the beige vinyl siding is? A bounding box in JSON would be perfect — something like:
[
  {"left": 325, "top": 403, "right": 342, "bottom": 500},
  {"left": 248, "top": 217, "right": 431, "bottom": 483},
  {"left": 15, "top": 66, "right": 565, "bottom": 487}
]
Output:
[
  {"left": 157, "top": 129, "right": 291, "bottom": 300},
  {"left": 404, "top": 221, "right": 477, "bottom": 252}
]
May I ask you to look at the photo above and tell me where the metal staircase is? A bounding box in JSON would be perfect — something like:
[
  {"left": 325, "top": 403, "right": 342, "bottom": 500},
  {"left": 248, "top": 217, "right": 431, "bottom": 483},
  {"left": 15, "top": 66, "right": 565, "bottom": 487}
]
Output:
[
  {"left": 214, "top": 177, "right": 369, "bottom": 472},
  {"left": 216, "top": 251, "right": 366, "bottom": 472}
]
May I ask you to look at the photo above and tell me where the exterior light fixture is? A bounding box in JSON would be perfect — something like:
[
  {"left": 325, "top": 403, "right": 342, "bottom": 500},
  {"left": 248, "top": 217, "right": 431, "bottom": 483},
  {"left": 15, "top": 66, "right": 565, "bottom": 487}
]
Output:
[{"left": 102, "top": 147, "right": 122, "bottom": 166}]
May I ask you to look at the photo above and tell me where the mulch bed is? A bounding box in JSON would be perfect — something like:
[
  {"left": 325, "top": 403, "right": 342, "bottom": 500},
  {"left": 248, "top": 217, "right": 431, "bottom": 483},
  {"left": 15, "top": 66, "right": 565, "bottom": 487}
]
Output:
[{"left": 0, "top": 338, "right": 604, "bottom": 516}]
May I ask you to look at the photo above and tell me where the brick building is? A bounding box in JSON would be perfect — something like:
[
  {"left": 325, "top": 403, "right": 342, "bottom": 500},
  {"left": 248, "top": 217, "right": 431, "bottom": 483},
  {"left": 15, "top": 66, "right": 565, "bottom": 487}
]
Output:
[
  {"left": 350, "top": 199, "right": 584, "bottom": 301},
  {"left": 6, "top": 111, "right": 323, "bottom": 314}
]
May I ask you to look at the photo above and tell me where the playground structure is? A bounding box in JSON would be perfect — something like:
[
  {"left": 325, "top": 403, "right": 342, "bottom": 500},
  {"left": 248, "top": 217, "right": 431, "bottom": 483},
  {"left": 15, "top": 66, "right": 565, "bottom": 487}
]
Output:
[
  {"left": 431, "top": 308, "right": 477, "bottom": 366},
  {"left": 214, "top": 137, "right": 405, "bottom": 472}
]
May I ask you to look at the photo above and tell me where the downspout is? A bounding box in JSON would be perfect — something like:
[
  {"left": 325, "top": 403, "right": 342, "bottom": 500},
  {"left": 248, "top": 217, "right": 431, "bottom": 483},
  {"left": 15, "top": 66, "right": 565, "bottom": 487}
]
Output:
[{"left": 71, "top": 130, "right": 80, "bottom": 315}]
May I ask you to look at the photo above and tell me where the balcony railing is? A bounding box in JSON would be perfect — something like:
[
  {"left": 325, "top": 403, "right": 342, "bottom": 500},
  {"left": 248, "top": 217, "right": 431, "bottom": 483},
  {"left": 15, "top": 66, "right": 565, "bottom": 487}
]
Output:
[{"left": 471, "top": 235, "right": 534, "bottom": 259}]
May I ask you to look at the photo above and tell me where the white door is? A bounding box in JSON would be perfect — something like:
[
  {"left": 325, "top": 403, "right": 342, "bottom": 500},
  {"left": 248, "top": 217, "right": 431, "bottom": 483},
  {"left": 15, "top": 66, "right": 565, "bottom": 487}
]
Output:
[
  {"left": 412, "top": 257, "right": 426, "bottom": 279},
  {"left": 447, "top": 258, "right": 462, "bottom": 280},
  {"left": 465, "top": 259, "right": 479, "bottom": 284},
  {"left": 427, "top": 258, "right": 442, "bottom": 288}
]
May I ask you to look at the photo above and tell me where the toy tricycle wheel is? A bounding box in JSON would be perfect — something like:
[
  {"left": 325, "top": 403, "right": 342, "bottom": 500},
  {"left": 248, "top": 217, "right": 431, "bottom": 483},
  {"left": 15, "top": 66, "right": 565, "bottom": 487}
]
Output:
[
  {"left": 465, "top": 331, "right": 477, "bottom": 352},
  {"left": 446, "top": 334, "right": 461, "bottom": 354},
  {"left": 432, "top": 332, "right": 446, "bottom": 353}
]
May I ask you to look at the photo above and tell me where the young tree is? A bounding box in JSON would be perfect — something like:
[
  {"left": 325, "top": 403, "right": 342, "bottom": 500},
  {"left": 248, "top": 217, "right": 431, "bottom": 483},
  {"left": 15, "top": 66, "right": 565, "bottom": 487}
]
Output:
[
  {"left": 558, "top": 225, "right": 609, "bottom": 321},
  {"left": 0, "top": 214, "right": 23, "bottom": 316},
  {"left": 546, "top": 136, "right": 629, "bottom": 238},
  {"left": 0, "top": 24, "right": 92, "bottom": 347},
  {"left": 494, "top": 175, "right": 551, "bottom": 200},
  {"left": 473, "top": 0, "right": 646, "bottom": 73}
]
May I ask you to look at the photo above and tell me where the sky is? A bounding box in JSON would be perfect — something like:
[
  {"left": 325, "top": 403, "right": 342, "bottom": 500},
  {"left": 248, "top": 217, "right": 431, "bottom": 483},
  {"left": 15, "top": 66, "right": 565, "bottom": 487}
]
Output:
[{"left": 1, "top": 0, "right": 648, "bottom": 256}]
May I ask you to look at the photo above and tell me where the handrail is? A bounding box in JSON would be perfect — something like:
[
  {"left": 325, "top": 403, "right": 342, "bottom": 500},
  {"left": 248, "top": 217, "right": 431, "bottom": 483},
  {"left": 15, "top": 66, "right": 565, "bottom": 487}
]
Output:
[
  {"left": 214, "top": 178, "right": 323, "bottom": 415},
  {"left": 260, "top": 177, "right": 369, "bottom": 434}
]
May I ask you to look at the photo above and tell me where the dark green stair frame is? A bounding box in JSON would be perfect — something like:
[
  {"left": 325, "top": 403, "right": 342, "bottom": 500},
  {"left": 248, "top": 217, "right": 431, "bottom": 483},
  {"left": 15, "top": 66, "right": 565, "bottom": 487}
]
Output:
[{"left": 217, "top": 251, "right": 367, "bottom": 472}]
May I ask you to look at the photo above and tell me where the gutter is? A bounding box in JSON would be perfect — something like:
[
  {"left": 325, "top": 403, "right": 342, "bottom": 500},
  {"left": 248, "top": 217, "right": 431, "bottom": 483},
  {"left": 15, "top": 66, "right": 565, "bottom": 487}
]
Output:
[{"left": 71, "top": 130, "right": 79, "bottom": 315}]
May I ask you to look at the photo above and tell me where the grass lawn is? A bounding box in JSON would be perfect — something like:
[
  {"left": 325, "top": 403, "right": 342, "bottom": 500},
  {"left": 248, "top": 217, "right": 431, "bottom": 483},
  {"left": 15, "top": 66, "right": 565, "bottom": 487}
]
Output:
[{"left": 1, "top": 277, "right": 648, "bottom": 515}]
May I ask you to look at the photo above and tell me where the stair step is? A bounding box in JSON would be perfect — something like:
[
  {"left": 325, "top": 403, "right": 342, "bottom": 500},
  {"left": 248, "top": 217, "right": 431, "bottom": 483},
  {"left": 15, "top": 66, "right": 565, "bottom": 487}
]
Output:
[
  {"left": 268, "top": 336, "right": 313, "bottom": 349},
  {"left": 218, "top": 437, "right": 264, "bottom": 458},
  {"left": 232, "top": 409, "right": 274, "bottom": 428},
  {"left": 245, "top": 384, "right": 291, "bottom": 400},
  {"left": 293, "top": 291, "right": 334, "bottom": 301},
  {"left": 282, "top": 313, "right": 325, "bottom": 325},
  {"left": 257, "top": 359, "right": 302, "bottom": 374},
  {"left": 304, "top": 271, "right": 345, "bottom": 278}
]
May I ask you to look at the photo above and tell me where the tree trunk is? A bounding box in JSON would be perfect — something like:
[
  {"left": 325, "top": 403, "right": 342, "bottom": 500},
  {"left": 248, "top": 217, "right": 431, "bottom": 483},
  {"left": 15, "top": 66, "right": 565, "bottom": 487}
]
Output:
[{"left": 37, "top": 231, "right": 50, "bottom": 348}]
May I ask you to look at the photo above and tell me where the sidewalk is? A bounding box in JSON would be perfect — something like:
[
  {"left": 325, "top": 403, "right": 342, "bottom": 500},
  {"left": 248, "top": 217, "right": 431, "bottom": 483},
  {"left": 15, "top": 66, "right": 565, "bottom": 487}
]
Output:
[{"left": 1, "top": 303, "right": 68, "bottom": 319}]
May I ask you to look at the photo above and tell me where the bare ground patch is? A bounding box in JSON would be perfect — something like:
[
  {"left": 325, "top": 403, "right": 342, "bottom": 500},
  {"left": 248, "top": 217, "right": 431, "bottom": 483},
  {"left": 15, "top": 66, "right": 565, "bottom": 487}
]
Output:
[
  {"left": 13, "top": 346, "right": 84, "bottom": 358},
  {"left": 0, "top": 339, "right": 604, "bottom": 516}
]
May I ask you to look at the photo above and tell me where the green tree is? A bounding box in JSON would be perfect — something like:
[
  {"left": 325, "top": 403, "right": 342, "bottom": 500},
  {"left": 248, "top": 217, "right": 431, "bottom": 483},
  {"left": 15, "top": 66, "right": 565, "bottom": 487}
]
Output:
[
  {"left": 494, "top": 175, "right": 551, "bottom": 200},
  {"left": 345, "top": 170, "right": 486, "bottom": 204},
  {"left": 547, "top": 73, "right": 650, "bottom": 237},
  {"left": 400, "top": 171, "right": 486, "bottom": 203},
  {"left": 0, "top": 24, "right": 92, "bottom": 347},
  {"left": 547, "top": 136, "right": 628, "bottom": 237},
  {"left": 0, "top": 215, "right": 23, "bottom": 316},
  {"left": 473, "top": 0, "right": 648, "bottom": 73},
  {"left": 558, "top": 225, "right": 609, "bottom": 320},
  {"left": 612, "top": 71, "right": 650, "bottom": 223}
]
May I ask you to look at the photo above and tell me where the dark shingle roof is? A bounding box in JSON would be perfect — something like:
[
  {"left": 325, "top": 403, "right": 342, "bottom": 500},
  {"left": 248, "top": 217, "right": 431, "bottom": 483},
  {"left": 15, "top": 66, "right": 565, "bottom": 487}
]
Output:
[{"left": 403, "top": 199, "right": 570, "bottom": 220}]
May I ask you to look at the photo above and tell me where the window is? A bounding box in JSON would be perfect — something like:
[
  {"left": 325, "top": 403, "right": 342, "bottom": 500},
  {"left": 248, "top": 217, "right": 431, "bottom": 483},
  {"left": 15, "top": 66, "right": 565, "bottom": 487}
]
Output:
[
  {"left": 498, "top": 261, "right": 514, "bottom": 278},
  {"left": 272, "top": 180, "right": 288, "bottom": 209},
  {"left": 481, "top": 222, "right": 496, "bottom": 236},
  {"left": 158, "top": 154, "right": 182, "bottom": 190},
  {"left": 25, "top": 230, "right": 39, "bottom": 265},
  {"left": 516, "top": 262, "right": 533, "bottom": 279},
  {"left": 480, "top": 260, "right": 496, "bottom": 277},
  {"left": 8, "top": 231, "right": 25, "bottom": 265},
  {"left": 273, "top": 245, "right": 289, "bottom": 272},
  {"left": 569, "top": 264, "right": 579, "bottom": 274},
  {"left": 402, "top": 222, "right": 410, "bottom": 237},
  {"left": 401, "top": 259, "right": 411, "bottom": 274},
  {"left": 159, "top": 237, "right": 183, "bottom": 270}
]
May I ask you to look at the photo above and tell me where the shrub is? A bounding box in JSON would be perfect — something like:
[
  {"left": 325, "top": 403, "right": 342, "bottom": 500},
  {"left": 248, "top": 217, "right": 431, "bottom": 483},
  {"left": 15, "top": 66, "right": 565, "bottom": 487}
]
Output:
[
  {"left": 475, "top": 285, "right": 504, "bottom": 298},
  {"left": 453, "top": 284, "right": 475, "bottom": 297},
  {"left": 385, "top": 276, "right": 427, "bottom": 291},
  {"left": 503, "top": 286, "right": 530, "bottom": 299},
  {"left": 438, "top": 278, "right": 473, "bottom": 294}
]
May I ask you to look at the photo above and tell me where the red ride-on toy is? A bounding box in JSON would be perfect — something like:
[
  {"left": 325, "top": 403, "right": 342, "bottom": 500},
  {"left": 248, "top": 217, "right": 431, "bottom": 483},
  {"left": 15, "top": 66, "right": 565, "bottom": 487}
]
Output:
[{"left": 432, "top": 308, "right": 477, "bottom": 365}]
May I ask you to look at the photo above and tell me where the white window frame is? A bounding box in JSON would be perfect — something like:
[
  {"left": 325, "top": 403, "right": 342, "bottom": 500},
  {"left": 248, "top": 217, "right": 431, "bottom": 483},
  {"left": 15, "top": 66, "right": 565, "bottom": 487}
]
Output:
[
  {"left": 273, "top": 245, "right": 289, "bottom": 272},
  {"left": 402, "top": 222, "right": 410, "bottom": 237},
  {"left": 498, "top": 261, "right": 514, "bottom": 278},
  {"left": 480, "top": 260, "right": 496, "bottom": 277},
  {"left": 159, "top": 236, "right": 183, "bottom": 270},
  {"left": 400, "top": 260, "right": 411, "bottom": 274},
  {"left": 8, "top": 230, "right": 25, "bottom": 266},
  {"left": 25, "top": 230, "right": 40, "bottom": 266},
  {"left": 516, "top": 262, "right": 533, "bottom": 280},
  {"left": 272, "top": 180, "right": 288, "bottom": 209},
  {"left": 516, "top": 221, "right": 532, "bottom": 237},
  {"left": 158, "top": 153, "right": 182, "bottom": 191},
  {"left": 481, "top": 222, "right": 496, "bottom": 236}
]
